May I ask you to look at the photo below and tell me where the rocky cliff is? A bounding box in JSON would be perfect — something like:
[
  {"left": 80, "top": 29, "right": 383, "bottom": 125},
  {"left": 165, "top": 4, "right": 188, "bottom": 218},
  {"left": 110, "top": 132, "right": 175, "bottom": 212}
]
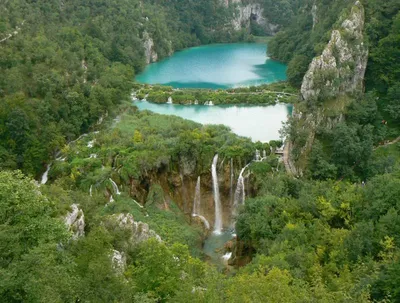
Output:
[
  {"left": 143, "top": 31, "right": 158, "bottom": 64},
  {"left": 226, "top": 0, "right": 279, "bottom": 35},
  {"left": 64, "top": 204, "right": 85, "bottom": 239},
  {"left": 123, "top": 156, "right": 254, "bottom": 233},
  {"left": 301, "top": 1, "right": 368, "bottom": 102}
]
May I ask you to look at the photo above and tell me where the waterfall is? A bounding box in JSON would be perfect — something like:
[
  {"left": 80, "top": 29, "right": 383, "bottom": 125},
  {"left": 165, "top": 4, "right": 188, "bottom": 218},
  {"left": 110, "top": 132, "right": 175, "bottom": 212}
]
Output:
[
  {"left": 192, "top": 176, "right": 201, "bottom": 215},
  {"left": 109, "top": 178, "right": 121, "bottom": 195},
  {"left": 212, "top": 154, "right": 222, "bottom": 234},
  {"left": 230, "top": 158, "right": 234, "bottom": 205},
  {"left": 90, "top": 185, "right": 93, "bottom": 197},
  {"left": 263, "top": 149, "right": 267, "bottom": 158},
  {"left": 40, "top": 164, "right": 51, "bottom": 185},
  {"left": 167, "top": 96, "right": 173, "bottom": 104},
  {"left": 233, "top": 163, "right": 251, "bottom": 212},
  {"left": 87, "top": 139, "right": 95, "bottom": 148},
  {"left": 222, "top": 252, "right": 232, "bottom": 261},
  {"left": 193, "top": 214, "right": 211, "bottom": 230},
  {"left": 192, "top": 176, "right": 210, "bottom": 230},
  {"left": 255, "top": 149, "right": 261, "bottom": 161}
]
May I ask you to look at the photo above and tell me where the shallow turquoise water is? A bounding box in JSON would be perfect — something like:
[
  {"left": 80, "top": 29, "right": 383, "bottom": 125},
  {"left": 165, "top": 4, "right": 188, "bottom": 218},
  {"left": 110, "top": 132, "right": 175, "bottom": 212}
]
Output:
[
  {"left": 134, "top": 100, "right": 292, "bottom": 142},
  {"left": 136, "top": 43, "right": 287, "bottom": 89}
]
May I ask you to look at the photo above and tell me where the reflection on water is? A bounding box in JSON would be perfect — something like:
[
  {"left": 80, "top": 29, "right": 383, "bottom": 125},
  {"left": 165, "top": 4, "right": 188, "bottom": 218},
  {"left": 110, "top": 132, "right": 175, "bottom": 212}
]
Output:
[
  {"left": 134, "top": 100, "right": 292, "bottom": 142},
  {"left": 136, "top": 43, "right": 287, "bottom": 89}
]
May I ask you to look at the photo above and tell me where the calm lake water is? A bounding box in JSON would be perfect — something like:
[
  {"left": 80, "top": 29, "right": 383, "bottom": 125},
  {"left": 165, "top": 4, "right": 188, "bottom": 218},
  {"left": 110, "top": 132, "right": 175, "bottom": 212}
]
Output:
[
  {"left": 136, "top": 43, "right": 287, "bottom": 89},
  {"left": 134, "top": 100, "right": 292, "bottom": 142}
]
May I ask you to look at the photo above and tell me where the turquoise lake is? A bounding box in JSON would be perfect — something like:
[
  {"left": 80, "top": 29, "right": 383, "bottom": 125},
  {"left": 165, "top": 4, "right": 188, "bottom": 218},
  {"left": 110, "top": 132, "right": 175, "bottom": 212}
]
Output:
[
  {"left": 136, "top": 43, "right": 287, "bottom": 89},
  {"left": 134, "top": 43, "right": 291, "bottom": 142},
  {"left": 134, "top": 100, "right": 292, "bottom": 142}
]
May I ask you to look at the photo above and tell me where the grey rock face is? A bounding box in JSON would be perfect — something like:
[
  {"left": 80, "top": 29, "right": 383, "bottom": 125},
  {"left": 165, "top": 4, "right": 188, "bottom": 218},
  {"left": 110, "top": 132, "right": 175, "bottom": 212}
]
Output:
[
  {"left": 64, "top": 204, "right": 85, "bottom": 239},
  {"left": 143, "top": 31, "right": 158, "bottom": 64},
  {"left": 301, "top": 1, "right": 368, "bottom": 102},
  {"left": 230, "top": 1, "right": 279, "bottom": 35},
  {"left": 104, "top": 213, "right": 161, "bottom": 245}
]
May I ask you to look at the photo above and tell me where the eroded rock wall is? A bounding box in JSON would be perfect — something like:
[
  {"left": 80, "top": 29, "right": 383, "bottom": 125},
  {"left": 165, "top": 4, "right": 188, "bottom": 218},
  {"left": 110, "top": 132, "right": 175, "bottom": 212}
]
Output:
[{"left": 301, "top": 1, "right": 368, "bottom": 102}]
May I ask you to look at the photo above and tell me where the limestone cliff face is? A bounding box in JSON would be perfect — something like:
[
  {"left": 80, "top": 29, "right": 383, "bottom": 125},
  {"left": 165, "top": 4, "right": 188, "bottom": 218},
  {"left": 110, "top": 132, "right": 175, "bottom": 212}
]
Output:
[
  {"left": 104, "top": 213, "right": 161, "bottom": 246},
  {"left": 301, "top": 1, "right": 368, "bottom": 102},
  {"left": 311, "top": 1, "right": 318, "bottom": 29},
  {"left": 225, "top": 0, "right": 279, "bottom": 35},
  {"left": 64, "top": 204, "right": 85, "bottom": 239},
  {"left": 143, "top": 31, "right": 158, "bottom": 64},
  {"left": 124, "top": 156, "right": 254, "bottom": 233}
]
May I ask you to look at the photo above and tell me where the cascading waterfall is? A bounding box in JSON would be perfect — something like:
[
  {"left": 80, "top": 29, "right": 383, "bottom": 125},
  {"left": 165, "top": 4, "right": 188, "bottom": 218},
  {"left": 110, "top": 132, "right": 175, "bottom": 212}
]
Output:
[
  {"left": 40, "top": 164, "right": 51, "bottom": 185},
  {"left": 109, "top": 178, "right": 121, "bottom": 195},
  {"left": 192, "top": 176, "right": 201, "bottom": 215},
  {"left": 212, "top": 154, "right": 222, "bottom": 234},
  {"left": 192, "top": 176, "right": 210, "bottom": 230},
  {"left": 230, "top": 158, "right": 234, "bottom": 205},
  {"left": 263, "top": 150, "right": 267, "bottom": 158},
  {"left": 167, "top": 96, "right": 173, "bottom": 104},
  {"left": 233, "top": 163, "right": 251, "bottom": 216},
  {"left": 255, "top": 149, "right": 261, "bottom": 161}
]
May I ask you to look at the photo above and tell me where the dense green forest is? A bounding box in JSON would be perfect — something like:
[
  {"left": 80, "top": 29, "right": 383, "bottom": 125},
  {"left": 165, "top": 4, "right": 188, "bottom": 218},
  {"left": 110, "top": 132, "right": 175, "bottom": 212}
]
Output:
[
  {"left": 1, "top": 0, "right": 400, "bottom": 302},
  {"left": 0, "top": 0, "right": 248, "bottom": 177}
]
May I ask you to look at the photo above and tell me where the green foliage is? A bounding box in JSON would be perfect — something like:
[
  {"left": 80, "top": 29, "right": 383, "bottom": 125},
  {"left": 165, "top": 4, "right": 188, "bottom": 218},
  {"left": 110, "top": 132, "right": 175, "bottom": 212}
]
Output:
[
  {"left": 286, "top": 55, "right": 311, "bottom": 88},
  {"left": 135, "top": 82, "right": 297, "bottom": 106}
]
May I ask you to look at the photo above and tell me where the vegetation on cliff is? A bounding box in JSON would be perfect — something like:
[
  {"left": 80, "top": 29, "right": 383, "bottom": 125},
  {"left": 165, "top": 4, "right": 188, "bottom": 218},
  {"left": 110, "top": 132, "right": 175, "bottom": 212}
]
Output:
[{"left": 1, "top": 0, "right": 400, "bottom": 302}]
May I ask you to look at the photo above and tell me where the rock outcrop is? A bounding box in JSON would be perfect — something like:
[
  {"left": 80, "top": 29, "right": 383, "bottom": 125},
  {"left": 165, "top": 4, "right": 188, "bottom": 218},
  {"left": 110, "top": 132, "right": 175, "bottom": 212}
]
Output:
[
  {"left": 111, "top": 250, "right": 126, "bottom": 274},
  {"left": 143, "top": 31, "right": 158, "bottom": 64},
  {"left": 301, "top": 1, "right": 368, "bottom": 102},
  {"left": 103, "top": 213, "right": 161, "bottom": 247},
  {"left": 64, "top": 204, "right": 85, "bottom": 239},
  {"left": 311, "top": 1, "right": 318, "bottom": 29},
  {"left": 227, "top": 1, "right": 279, "bottom": 35}
]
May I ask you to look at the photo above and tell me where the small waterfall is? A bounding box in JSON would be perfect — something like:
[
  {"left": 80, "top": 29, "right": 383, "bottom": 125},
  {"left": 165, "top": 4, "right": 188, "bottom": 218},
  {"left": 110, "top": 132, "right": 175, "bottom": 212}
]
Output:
[
  {"left": 230, "top": 158, "right": 234, "bottom": 205},
  {"left": 40, "top": 164, "right": 51, "bottom": 185},
  {"left": 192, "top": 177, "right": 210, "bottom": 230},
  {"left": 193, "top": 214, "right": 211, "bottom": 230},
  {"left": 222, "top": 252, "right": 232, "bottom": 261},
  {"left": 255, "top": 149, "right": 261, "bottom": 161},
  {"left": 167, "top": 96, "right": 173, "bottom": 104},
  {"left": 90, "top": 185, "right": 93, "bottom": 197},
  {"left": 194, "top": 100, "right": 199, "bottom": 105},
  {"left": 263, "top": 150, "right": 267, "bottom": 158},
  {"left": 233, "top": 163, "right": 251, "bottom": 214},
  {"left": 87, "top": 139, "right": 95, "bottom": 148},
  {"left": 109, "top": 178, "right": 121, "bottom": 195},
  {"left": 192, "top": 176, "right": 201, "bottom": 215},
  {"left": 109, "top": 195, "right": 114, "bottom": 203},
  {"left": 212, "top": 154, "right": 222, "bottom": 234}
]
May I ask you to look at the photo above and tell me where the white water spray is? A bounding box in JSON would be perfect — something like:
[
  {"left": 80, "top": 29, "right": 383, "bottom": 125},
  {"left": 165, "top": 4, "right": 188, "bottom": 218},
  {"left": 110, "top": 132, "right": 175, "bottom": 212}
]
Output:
[
  {"left": 109, "top": 178, "right": 121, "bottom": 195},
  {"left": 212, "top": 154, "right": 222, "bottom": 234},
  {"left": 192, "top": 177, "right": 210, "bottom": 230},
  {"left": 233, "top": 163, "right": 251, "bottom": 211},
  {"left": 167, "top": 96, "right": 173, "bottom": 104},
  {"left": 192, "top": 176, "right": 201, "bottom": 215},
  {"left": 40, "top": 164, "right": 51, "bottom": 185}
]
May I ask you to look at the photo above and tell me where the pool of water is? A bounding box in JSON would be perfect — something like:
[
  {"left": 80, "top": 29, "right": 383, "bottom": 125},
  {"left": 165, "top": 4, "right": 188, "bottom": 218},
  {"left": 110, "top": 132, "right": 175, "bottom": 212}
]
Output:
[
  {"left": 203, "top": 231, "right": 235, "bottom": 269},
  {"left": 136, "top": 43, "right": 287, "bottom": 89},
  {"left": 134, "top": 100, "right": 292, "bottom": 142}
]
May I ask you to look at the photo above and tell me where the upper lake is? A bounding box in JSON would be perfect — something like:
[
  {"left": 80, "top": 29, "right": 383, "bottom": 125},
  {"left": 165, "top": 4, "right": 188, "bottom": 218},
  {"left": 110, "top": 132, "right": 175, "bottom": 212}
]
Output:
[{"left": 136, "top": 43, "right": 287, "bottom": 89}]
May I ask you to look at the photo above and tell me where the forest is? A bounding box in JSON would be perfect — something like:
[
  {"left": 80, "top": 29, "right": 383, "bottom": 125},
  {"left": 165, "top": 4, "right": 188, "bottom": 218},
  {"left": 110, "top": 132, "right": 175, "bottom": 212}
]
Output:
[{"left": 1, "top": 0, "right": 400, "bottom": 302}]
